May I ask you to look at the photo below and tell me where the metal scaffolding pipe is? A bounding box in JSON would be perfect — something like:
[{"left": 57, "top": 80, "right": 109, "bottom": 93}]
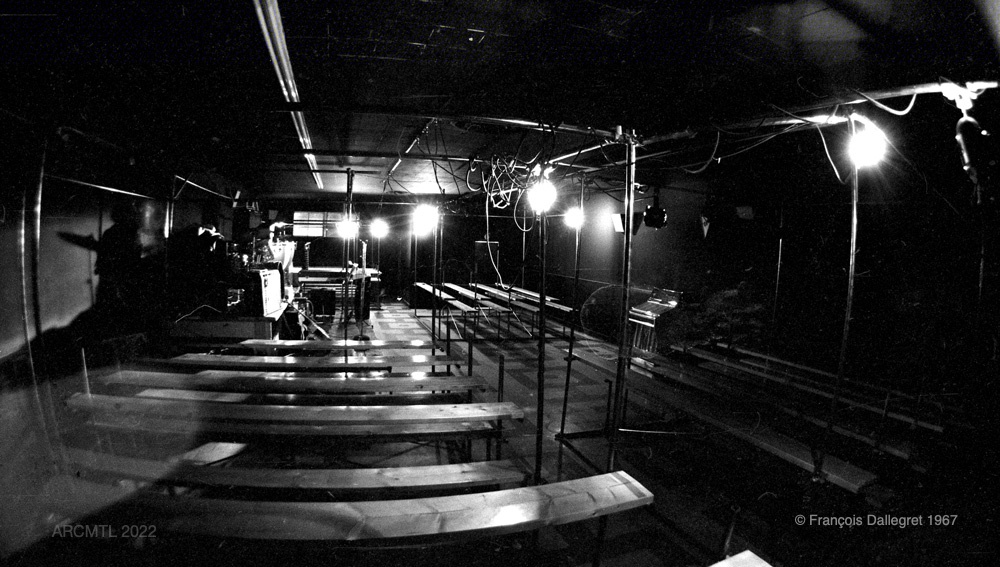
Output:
[
  {"left": 606, "top": 131, "right": 637, "bottom": 473},
  {"left": 559, "top": 179, "right": 586, "bottom": 437},
  {"left": 534, "top": 211, "right": 548, "bottom": 486}
]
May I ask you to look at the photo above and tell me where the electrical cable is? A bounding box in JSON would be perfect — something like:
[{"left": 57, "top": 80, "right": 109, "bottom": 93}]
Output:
[
  {"left": 814, "top": 124, "right": 848, "bottom": 184},
  {"left": 174, "top": 304, "right": 222, "bottom": 323},
  {"left": 680, "top": 131, "right": 721, "bottom": 174},
  {"left": 851, "top": 90, "right": 918, "bottom": 116},
  {"left": 713, "top": 123, "right": 808, "bottom": 162},
  {"left": 769, "top": 102, "right": 840, "bottom": 124},
  {"left": 511, "top": 186, "right": 535, "bottom": 233},
  {"left": 432, "top": 160, "right": 448, "bottom": 194}
]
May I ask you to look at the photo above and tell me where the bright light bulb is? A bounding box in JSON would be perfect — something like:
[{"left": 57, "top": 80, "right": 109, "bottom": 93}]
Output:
[
  {"left": 564, "top": 206, "right": 584, "bottom": 229},
  {"left": 527, "top": 179, "right": 557, "bottom": 213},
  {"left": 370, "top": 218, "right": 389, "bottom": 239},
  {"left": 336, "top": 219, "right": 359, "bottom": 238},
  {"left": 412, "top": 204, "right": 439, "bottom": 237},
  {"left": 848, "top": 115, "right": 887, "bottom": 168}
]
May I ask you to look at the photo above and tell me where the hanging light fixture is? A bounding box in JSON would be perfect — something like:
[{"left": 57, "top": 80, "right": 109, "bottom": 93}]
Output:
[
  {"left": 848, "top": 114, "right": 887, "bottom": 168},
  {"left": 564, "top": 206, "right": 584, "bottom": 229},
  {"left": 336, "top": 218, "right": 359, "bottom": 238},
  {"left": 412, "top": 204, "right": 439, "bottom": 237},
  {"left": 528, "top": 179, "right": 557, "bottom": 214},
  {"left": 370, "top": 218, "right": 389, "bottom": 239},
  {"left": 643, "top": 187, "right": 667, "bottom": 229}
]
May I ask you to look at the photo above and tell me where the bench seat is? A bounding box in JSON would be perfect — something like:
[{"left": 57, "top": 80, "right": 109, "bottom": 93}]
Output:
[
  {"left": 95, "top": 369, "right": 484, "bottom": 395},
  {"left": 44, "top": 471, "right": 652, "bottom": 541},
  {"left": 566, "top": 350, "right": 877, "bottom": 493},
  {"left": 443, "top": 283, "right": 512, "bottom": 314},
  {"left": 471, "top": 283, "right": 540, "bottom": 315},
  {"left": 129, "top": 388, "right": 473, "bottom": 407},
  {"left": 65, "top": 448, "right": 528, "bottom": 492},
  {"left": 86, "top": 415, "right": 501, "bottom": 438},
  {"left": 67, "top": 393, "right": 524, "bottom": 424},
  {"left": 240, "top": 339, "right": 437, "bottom": 352},
  {"left": 446, "top": 299, "right": 477, "bottom": 314},
  {"left": 414, "top": 282, "right": 455, "bottom": 302},
  {"left": 138, "top": 354, "right": 464, "bottom": 372}
]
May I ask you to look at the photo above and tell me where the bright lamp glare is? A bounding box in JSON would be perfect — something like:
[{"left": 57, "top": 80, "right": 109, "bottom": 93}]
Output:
[
  {"left": 564, "top": 206, "right": 584, "bottom": 229},
  {"left": 336, "top": 220, "right": 359, "bottom": 238},
  {"left": 848, "top": 116, "right": 887, "bottom": 167},
  {"left": 412, "top": 205, "right": 439, "bottom": 237},
  {"left": 371, "top": 218, "right": 389, "bottom": 239},
  {"left": 527, "top": 179, "right": 557, "bottom": 213}
]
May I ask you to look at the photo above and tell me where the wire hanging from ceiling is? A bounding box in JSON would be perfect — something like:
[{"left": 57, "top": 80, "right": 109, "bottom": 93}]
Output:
[
  {"left": 851, "top": 90, "right": 918, "bottom": 116},
  {"left": 681, "top": 131, "right": 721, "bottom": 174}
]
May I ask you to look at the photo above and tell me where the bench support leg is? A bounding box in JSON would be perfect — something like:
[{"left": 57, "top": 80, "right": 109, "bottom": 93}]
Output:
[
  {"left": 467, "top": 326, "right": 474, "bottom": 377},
  {"left": 592, "top": 516, "right": 609, "bottom": 567}
]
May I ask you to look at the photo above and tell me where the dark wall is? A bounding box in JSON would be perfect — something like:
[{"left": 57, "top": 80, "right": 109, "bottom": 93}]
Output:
[
  {"left": 0, "top": 115, "right": 219, "bottom": 556},
  {"left": 0, "top": 114, "right": 52, "bottom": 556}
]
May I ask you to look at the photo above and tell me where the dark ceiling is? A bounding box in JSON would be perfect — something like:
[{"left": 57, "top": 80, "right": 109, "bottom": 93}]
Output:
[{"left": 2, "top": 0, "right": 998, "bottom": 205}]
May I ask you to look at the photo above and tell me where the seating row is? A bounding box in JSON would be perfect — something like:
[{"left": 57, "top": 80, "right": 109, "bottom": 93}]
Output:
[{"left": 46, "top": 338, "right": 652, "bottom": 560}]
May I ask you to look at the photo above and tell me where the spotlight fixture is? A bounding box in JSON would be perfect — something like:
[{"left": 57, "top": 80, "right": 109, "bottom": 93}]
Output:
[
  {"left": 848, "top": 114, "right": 887, "bottom": 168},
  {"left": 528, "top": 179, "right": 557, "bottom": 213},
  {"left": 564, "top": 206, "right": 584, "bottom": 229},
  {"left": 643, "top": 187, "right": 667, "bottom": 229},
  {"left": 370, "top": 218, "right": 389, "bottom": 239},
  {"left": 412, "top": 204, "right": 439, "bottom": 237},
  {"left": 336, "top": 219, "right": 359, "bottom": 238}
]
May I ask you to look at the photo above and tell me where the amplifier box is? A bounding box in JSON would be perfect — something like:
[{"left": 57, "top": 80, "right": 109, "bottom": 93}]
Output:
[{"left": 247, "top": 268, "right": 283, "bottom": 316}]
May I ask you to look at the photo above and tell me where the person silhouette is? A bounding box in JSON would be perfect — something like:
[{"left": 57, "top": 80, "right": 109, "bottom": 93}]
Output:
[{"left": 94, "top": 203, "right": 143, "bottom": 310}]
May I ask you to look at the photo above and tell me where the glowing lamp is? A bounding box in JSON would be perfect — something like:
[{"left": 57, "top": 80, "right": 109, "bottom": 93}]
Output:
[
  {"left": 412, "top": 204, "right": 439, "bottom": 237},
  {"left": 564, "top": 206, "right": 584, "bottom": 229},
  {"left": 527, "top": 179, "right": 557, "bottom": 213},
  {"left": 370, "top": 218, "right": 389, "bottom": 239},
  {"left": 336, "top": 219, "right": 359, "bottom": 238},
  {"left": 848, "top": 114, "right": 887, "bottom": 168}
]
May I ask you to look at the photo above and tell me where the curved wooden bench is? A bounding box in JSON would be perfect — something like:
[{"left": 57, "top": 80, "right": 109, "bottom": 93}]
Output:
[
  {"left": 566, "top": 349, "right": 878, "bottom": 493},
  {"left": 138, "top": 354, "right": 465, "bottom": 373},
  {"left": 240, "top": 339, "right": 437, "bottom": 354},
  {"left": 86, "top": 415, "right": 501, "bottom": 439},
  {"left": 95, "top": 369, "right": 484, "bottom": 395},
  {"left": 44, "top": 471, "right": 652, "bottom": 541},
  {"left": 65, "top": 448, "right": 528, "bottom": 493},
  {"left": 67, "top": 393, "right": 524, "bottom": 424}
]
